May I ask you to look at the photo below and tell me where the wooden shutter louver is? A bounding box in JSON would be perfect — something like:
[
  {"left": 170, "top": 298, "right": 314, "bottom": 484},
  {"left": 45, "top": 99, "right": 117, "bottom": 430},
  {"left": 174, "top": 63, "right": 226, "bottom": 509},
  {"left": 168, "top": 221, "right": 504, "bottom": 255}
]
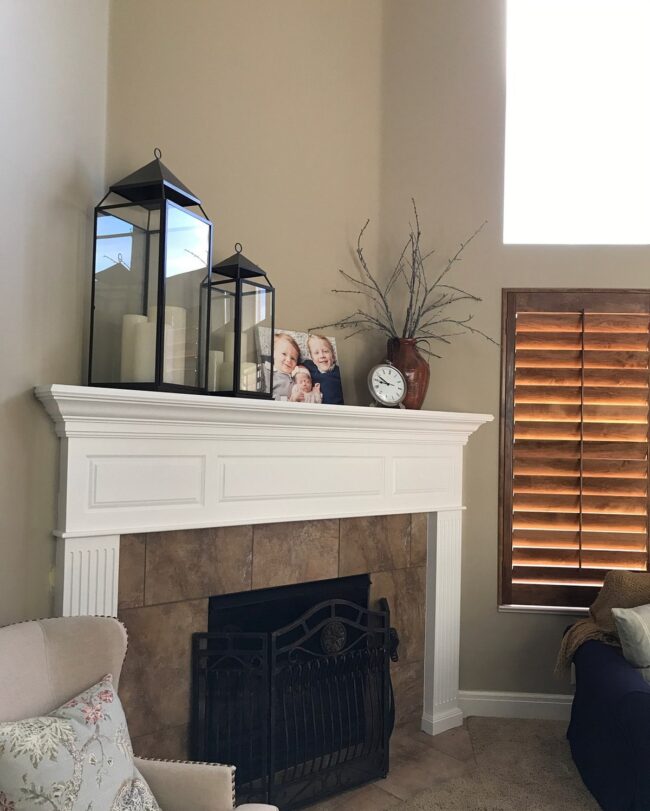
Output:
[{"left": 500, "top": 291, "right": 650, "bottom": 608}]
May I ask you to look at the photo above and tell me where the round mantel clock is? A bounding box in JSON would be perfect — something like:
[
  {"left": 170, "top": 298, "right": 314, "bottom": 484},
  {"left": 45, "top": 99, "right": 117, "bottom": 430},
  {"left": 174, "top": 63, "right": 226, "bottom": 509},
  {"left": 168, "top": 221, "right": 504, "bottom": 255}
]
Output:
[{"left": 368, "top": 361, "right": 407, "bottom": 408}]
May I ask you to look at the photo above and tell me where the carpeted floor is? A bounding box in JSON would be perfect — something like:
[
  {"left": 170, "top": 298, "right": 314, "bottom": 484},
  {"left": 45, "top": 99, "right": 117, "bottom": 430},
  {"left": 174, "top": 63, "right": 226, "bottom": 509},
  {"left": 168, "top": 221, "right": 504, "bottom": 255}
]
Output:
[{"left": 400, "top": 717, "right": 600, "bottom": 811}]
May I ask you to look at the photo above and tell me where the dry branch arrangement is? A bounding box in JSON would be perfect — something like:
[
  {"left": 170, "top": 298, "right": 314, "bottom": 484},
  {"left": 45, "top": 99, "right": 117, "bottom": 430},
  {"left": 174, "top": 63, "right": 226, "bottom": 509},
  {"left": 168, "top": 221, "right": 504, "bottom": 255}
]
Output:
[{"left": 315, "top": 200, "right": 497, "bottom": 357}]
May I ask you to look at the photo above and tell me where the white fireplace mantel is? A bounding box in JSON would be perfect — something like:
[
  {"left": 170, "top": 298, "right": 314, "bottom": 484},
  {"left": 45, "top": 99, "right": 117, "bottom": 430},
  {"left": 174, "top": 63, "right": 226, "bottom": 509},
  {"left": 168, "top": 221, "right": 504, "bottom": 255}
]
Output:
[{"left": 36, "top": 384, "right": 492, "bottom": 737}]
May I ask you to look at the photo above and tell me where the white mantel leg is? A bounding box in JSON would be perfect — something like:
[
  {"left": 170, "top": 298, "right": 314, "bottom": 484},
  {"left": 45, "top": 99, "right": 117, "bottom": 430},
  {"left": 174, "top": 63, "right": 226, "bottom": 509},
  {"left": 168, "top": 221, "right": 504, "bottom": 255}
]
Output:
[
  {"left": 421, "top": 509, "right": 464, "bottom": 736},
  {"left": 55, "top": 535, "right": 120, "bottom": 617}
]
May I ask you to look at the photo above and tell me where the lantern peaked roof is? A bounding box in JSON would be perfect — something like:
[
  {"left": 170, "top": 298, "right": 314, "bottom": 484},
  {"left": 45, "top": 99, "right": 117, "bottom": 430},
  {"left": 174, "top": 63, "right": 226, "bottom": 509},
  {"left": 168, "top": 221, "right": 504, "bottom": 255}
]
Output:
[
  {"left": 110, "top": 152, "right": 201, "bottom": 208},
  {"left": 213, "top": 245, "right": 269, "bottom": 280}
]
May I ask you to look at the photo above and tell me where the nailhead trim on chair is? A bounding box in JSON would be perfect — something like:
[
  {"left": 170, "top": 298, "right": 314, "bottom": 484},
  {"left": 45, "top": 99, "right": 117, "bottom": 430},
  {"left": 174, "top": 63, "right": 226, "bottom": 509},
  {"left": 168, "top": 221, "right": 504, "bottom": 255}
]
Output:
[
  {"left": 119, "top": 619, "right": 238, "bottom": 804},
  {"left": 136, "top": 757, "right": 237, "bottom": 805},
  {"left": 1, "top": 617, "right": 239, "bottom": 806}
]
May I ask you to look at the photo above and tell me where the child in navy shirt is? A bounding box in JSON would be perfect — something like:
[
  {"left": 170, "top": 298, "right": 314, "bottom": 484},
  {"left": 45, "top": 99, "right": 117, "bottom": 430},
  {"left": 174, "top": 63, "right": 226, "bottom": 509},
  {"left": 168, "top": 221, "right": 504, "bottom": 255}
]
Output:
[{"left": 304, "top": 334, "right": 344, "bottom": 405}]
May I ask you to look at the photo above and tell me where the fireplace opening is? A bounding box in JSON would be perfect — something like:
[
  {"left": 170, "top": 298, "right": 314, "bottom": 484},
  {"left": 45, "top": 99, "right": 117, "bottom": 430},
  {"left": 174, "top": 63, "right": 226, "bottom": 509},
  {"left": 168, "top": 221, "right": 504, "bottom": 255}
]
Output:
[{"left": 192, "top": 575, "right": 399, "bottom": 809}]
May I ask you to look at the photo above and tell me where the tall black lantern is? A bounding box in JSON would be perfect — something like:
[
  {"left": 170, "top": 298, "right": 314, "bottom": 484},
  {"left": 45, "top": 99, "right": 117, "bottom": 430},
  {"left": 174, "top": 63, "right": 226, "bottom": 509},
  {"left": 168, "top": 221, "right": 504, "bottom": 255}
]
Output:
[
  {"left": 208, "top": 244, "right": 275, "bottom": 398},
  {"left": 89, "top": 149, "right": 213, "bottom": 392}
]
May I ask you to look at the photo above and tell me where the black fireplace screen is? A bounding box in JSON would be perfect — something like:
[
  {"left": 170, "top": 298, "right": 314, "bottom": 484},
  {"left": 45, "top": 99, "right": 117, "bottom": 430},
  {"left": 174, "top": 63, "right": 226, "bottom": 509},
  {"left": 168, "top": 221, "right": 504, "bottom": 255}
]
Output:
[{"left": 192, "top": 596, "right": 395, "bottom": 809}]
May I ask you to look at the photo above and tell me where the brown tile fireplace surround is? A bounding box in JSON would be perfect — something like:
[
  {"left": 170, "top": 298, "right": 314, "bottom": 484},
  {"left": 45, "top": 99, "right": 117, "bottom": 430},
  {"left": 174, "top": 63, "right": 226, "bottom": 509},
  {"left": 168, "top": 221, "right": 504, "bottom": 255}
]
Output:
[
  {"left": 118, "top": 514, "right": 427, "bottom": 759},
  {"left": 35, "top": 384, "right": 490, "bottom": 769}
]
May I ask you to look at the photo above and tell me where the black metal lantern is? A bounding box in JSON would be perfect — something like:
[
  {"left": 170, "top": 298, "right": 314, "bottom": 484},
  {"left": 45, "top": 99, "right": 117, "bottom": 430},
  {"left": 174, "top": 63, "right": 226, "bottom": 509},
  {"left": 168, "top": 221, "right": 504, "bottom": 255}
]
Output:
[
  {"left": 208, "top": 244, "right": 275, "bottom": 398},
  {"left": 89, "top": 149, "right": 213, "bottom": 392}
]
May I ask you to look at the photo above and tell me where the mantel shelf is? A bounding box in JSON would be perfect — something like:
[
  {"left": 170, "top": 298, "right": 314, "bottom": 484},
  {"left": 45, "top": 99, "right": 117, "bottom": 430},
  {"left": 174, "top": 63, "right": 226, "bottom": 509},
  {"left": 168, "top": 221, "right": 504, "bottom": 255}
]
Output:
[{"left": 35, "top": 385, "right": 491, "bottom": 442}]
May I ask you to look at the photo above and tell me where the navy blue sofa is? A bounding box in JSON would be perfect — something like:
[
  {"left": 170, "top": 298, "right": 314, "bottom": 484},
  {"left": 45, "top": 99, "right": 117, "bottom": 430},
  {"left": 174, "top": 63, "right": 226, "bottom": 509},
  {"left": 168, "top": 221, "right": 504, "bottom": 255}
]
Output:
[{"left": 569, "top": 639, "right": 650, "bottom": 811}]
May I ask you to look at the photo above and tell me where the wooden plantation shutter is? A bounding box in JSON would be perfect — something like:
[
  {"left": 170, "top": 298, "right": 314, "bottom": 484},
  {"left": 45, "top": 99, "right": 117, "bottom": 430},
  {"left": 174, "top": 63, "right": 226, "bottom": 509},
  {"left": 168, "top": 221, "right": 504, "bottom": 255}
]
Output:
[{"left": 500, "top": 290, "right": 650, "bottom": 608}]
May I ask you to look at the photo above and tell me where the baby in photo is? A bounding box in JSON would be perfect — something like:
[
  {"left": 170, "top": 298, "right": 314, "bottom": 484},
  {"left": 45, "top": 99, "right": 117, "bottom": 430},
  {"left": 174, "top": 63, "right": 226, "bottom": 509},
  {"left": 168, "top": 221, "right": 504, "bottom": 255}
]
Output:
[
  {"left": 289, "top": 365, "right": 322, "bottom": 404},
  {"left": 304, "top": 333, "right": 344, "bottom": 405}
]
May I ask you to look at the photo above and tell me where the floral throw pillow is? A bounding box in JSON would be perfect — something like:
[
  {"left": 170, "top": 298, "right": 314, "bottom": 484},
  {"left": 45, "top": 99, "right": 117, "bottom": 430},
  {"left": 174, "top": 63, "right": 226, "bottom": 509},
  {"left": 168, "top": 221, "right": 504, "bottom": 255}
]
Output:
[{"left": 0, "top": 675, "right": 160, "bottom": 811}]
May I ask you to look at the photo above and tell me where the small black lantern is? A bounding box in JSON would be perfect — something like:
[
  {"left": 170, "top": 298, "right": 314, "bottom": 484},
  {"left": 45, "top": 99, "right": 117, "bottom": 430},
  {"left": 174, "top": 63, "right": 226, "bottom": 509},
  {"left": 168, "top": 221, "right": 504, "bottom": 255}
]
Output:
[
  {"left": 207, "top": 244, "right": 275, "bottom": 398},
  {"left": 89, "top": 149, "right": 213, "bottom": 392}
]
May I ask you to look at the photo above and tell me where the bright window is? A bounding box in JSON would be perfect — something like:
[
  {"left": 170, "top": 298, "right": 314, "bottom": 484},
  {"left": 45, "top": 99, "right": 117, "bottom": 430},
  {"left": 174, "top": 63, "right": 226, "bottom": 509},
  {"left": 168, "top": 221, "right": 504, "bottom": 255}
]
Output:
[{"left": 503, "top": 0, "right": 650, "bottom": 244}]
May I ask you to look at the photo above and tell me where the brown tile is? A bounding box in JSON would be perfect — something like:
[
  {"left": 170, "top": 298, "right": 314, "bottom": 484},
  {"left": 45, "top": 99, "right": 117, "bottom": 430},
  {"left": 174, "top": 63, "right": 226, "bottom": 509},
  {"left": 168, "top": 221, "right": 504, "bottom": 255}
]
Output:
[
  {"left": 371, "top": 567, "right": 425, "bottom": 664},
  {"left": 381, "top": 744, "right": 473, "bottom": 801},
  {"left": 429, "top": 724, "right": 475, "bottom": 763},
  {"left": 339, "top": 515, "right": 411, "bottom": 576},
  {"left": 309, "top": 782, "right": 401, "bottom": 811},
  {"left": 410, "top": 513, "right": 428, "bottom": 567},
  {"left": 119, "top": 534, "right": 146, "bottom": 609},
  {"left": 132, "top": 724, "right": 189, "bottom": 761},
  {"left": 391, "top": 721, "right": 475, "bottom": 764},
  {"left": 145, "top": 526, "right": 252, "bottom": 605},
  {"left": 252, "top": 520, "right": 339, "bottom": 589},
  {"left": 391, "top": 658, "right": 424, "bottom": 728},
  {"left": 118, "top": 598, "right": 208, "bottom": 739}
]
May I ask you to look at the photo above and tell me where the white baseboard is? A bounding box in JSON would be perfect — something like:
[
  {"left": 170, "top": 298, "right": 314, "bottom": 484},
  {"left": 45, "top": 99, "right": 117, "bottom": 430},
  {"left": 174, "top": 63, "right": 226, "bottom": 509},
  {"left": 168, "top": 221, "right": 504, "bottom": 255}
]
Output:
[
  {"left": 421, "top": 707, "right": 464, "bottom": 737},
  {"left": 458, "top": 690, "right": 573, "bottom": 721}
]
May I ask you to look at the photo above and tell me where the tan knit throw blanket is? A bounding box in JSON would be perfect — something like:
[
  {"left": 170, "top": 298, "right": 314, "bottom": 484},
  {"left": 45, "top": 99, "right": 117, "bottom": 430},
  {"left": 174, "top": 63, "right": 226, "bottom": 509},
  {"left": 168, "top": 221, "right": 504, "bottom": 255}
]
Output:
[{"left": 555, "top": 570, "right": 650, "bottom": 674}]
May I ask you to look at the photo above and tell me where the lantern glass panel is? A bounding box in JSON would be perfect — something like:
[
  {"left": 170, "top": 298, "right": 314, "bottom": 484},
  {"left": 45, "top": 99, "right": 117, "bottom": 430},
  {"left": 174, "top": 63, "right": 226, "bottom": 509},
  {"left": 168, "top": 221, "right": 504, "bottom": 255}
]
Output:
[
  {"left": 161, "top": 204, "right": 211, "bottom": 388},
  {"left": 209, "top": 282, "right": 237, "bottom": 392},
  {"left": 240, "top": 281, "right": 273, "bottom": 395},
  {"left": 92, "top": 204, "right": 160, "bottom": 384}
]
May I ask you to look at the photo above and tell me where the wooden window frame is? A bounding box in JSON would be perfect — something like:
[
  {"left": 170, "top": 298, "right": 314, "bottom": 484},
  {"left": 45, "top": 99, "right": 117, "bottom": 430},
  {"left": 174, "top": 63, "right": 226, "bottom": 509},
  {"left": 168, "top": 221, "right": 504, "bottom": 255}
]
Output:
[{"left": 499, "top": 289, "right": 650, "bottom": 609}]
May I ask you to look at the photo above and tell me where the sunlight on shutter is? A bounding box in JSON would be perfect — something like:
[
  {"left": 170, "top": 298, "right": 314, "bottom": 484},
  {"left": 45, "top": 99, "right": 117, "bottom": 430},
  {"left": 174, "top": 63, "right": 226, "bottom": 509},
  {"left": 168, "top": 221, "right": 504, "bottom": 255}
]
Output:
[{"left": 501, "top": 292, "right": 650, "bottom": 608}]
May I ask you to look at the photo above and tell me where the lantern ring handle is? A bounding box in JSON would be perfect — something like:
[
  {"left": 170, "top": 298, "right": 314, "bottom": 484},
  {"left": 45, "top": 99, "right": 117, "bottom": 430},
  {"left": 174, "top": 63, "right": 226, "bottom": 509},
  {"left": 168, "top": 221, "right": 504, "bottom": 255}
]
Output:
[
  {"left": 235, "top": 242, "right": 243, "bottom": 253},
  {"left": 154, "top": 147, "right": 162, "bottom": 159}
]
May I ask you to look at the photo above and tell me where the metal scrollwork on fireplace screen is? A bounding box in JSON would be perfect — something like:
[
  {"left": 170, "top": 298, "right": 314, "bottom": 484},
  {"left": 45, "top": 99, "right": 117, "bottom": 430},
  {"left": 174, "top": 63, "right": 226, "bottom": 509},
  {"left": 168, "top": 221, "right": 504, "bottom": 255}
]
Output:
[
  {"left": 192, "top": 597, "right": 396, "bottom": 810},
  {"left": 320, "top": 619, "right": 347, "bottom": 655}
]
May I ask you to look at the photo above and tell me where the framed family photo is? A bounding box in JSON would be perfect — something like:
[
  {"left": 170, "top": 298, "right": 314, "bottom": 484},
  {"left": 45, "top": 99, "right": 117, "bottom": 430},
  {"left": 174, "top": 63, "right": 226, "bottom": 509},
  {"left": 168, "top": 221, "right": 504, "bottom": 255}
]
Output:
[{"left": 257, "top": 328, "right": 344, "bottom": 405}]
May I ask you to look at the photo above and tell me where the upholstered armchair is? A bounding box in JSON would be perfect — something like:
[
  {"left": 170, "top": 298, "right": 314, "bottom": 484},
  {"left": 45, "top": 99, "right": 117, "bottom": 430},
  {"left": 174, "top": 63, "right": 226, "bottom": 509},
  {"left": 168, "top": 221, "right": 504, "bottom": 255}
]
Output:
[{"left": 0, "top": 616, "right": 276, "bottom": 811}]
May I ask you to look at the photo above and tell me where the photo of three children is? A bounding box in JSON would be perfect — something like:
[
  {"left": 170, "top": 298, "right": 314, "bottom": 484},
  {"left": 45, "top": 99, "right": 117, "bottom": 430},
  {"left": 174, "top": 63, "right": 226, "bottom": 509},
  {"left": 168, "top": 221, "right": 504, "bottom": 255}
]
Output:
[{"left": 272, "top": 330, "right": 344, "bottom": 406}]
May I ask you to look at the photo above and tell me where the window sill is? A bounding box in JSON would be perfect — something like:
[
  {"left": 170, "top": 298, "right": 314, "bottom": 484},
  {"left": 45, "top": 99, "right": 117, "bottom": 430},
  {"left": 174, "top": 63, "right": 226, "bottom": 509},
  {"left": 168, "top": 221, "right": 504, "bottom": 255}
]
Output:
[{"left": 499, "top": 604, "right": 589, "bottom": 617}]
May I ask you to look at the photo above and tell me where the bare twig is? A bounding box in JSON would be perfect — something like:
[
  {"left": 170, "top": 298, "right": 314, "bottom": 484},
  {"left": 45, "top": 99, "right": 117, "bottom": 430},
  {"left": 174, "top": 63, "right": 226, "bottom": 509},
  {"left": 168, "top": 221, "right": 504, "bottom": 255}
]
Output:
[{"left": 311, "top": 203, "right": 497, "bottom": 356}]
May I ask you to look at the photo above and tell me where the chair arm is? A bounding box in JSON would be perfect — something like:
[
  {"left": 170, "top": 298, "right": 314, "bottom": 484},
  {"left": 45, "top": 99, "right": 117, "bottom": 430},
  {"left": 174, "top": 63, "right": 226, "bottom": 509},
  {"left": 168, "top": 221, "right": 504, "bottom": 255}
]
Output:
[
  {"left": 236, "top": 806, "right": 279, "bottom": 810},
  {"left": 134, "top": 756, "right": 235, "bottom": 811},
  {"left": 573, "top": 640, "right": 650, "bottom": 707}
]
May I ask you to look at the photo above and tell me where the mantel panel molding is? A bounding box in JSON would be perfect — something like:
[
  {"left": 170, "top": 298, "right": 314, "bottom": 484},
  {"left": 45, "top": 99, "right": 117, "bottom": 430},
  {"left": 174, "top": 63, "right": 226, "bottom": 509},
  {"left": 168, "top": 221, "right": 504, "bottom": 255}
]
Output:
[
  {"left": 35, "top": 385, "right": 489, "bottom": 538},
  {"left": 36, "top": 383, "right": 492, "bottom": 738}
]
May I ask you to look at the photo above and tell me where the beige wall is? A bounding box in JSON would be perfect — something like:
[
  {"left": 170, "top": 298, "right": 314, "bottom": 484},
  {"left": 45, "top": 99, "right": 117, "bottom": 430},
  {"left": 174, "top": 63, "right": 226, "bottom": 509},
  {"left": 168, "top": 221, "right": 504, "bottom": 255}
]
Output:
[
  {"left": 107, "top": 0, "right": 385, "bottom": 406},
  {"left": 6, "top": 0, "right": 643, "bottom": 697},
  {"left": 380, "top": 0, "right": 650, "bottom": 693},
  {"left": 0, "top": 1, "right": 109, "bottom": 625}
]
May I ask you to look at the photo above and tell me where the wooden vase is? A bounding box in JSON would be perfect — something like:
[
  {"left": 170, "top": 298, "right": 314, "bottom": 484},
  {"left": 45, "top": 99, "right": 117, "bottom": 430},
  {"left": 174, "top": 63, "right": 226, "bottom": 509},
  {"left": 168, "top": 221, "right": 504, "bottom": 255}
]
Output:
[{"left": 387, "top": 338, "right": 430, "bottom": 410}]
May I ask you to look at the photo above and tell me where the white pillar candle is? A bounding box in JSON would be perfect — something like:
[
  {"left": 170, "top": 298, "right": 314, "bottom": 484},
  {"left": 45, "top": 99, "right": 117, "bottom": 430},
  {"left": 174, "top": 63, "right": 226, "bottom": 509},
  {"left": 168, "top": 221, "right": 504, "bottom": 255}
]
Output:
[
  {"left": 148, "top": 306, "right": 187, "bottom": 385},
  {"left": 165, "top": 324, "right": 187, "bottom": 385},
  {"left": 121, "top": 315, "right": 147, "bottom": 380},
  {"left": 208, "top": 350, "right": 224, "bottom": 391},
  {"left": 240, "top": 362, "right": 258, "bottom": 392},
  {"left": 132, "top": 320, "right": 156, "bottom": 382}
]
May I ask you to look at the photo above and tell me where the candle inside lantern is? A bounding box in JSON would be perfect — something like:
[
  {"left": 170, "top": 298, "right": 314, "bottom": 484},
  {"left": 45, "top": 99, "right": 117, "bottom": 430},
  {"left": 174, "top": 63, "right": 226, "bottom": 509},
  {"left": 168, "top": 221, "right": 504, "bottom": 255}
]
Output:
[
  {"left": 132, "top": 320, "right": 156, "bottom": 382},
  {"left": 149, "top": 306, "right": 187, "bottom": 385},
  {"left": 240, "top": 362, "right": 258, "bottom": 391},
  {"left": 208, "top": 350, "right": 224, "bottom": 390},
  {"left": 121, "top": 314, "right": 147, "bottom": 380}
]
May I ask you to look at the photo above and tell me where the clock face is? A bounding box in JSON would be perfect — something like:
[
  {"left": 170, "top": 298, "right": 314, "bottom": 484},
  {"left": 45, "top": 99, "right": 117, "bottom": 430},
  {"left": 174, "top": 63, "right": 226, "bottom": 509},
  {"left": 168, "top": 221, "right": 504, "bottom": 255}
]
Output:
[{"left": 369, "top": 364, "right": 406, "bottom": 406}]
